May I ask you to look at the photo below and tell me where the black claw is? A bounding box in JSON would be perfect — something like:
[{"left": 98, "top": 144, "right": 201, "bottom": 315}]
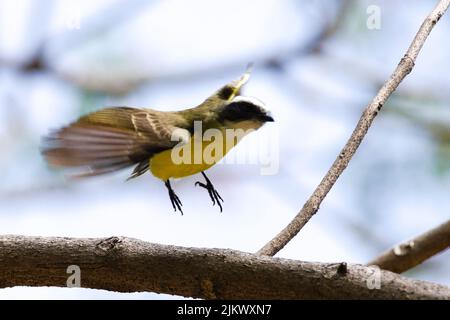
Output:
[
  {"left": 165, "top": 180, "right": 183, "bottom": 215},
  {"left": 195, "top": 181, "right": 205, "bottom": 188},
  {"left": 195, "top": 172, "right": 224, "bottom": 212}
]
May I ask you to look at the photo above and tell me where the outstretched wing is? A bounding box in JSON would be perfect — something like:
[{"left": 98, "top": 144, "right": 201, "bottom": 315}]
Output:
[{"left": 42, "top": 107, "right": 180, "bottom": 179}]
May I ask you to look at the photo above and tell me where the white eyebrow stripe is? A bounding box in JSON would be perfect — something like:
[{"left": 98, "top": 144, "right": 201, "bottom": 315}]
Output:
[{"left": 232, "top": 96, "right": 266, "bottom": 109}]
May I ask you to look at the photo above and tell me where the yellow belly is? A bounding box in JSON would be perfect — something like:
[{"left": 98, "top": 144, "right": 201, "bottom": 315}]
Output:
[{"left": 149, "top": 133, "right": 238, "bottom": 180}]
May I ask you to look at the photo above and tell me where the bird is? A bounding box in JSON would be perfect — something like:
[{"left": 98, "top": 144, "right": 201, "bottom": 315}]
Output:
[{"left": 42, "top": 66, "right": 274, "bottom": 214}]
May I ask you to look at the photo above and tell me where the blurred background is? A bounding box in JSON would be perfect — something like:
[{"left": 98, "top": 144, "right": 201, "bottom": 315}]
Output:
[{"left": 0, "top": 0, "right": 449, "bottom": 299}]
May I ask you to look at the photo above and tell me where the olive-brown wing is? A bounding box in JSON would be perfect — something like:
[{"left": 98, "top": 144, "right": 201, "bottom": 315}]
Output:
[{"left": 42, "top": 107, "right": 179, "bottom": 178}]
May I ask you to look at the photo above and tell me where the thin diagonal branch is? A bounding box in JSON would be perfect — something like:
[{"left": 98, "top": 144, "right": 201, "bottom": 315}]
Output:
[
  {"left": 367, "top": 220, "right": 450, "bottom": 273},
  {"left": 1, "top": 235, "right": 449, "bottom": 299},
  {"left": 257, "top": 0, "right": 450, "bottom": 256}
]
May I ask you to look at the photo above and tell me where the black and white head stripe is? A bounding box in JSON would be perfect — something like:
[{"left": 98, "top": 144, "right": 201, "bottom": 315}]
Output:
[{"left": 218, "top": 96, "right": 273, "bottom": 123}]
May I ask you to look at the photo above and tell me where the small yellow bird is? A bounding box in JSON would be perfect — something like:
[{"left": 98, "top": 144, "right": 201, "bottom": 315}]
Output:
[{"left": 42, "top": 66, "right": 274, "bottom": 214}]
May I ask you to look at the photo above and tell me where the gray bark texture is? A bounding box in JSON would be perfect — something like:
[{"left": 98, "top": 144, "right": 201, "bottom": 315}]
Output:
[
  {"left": 367, "top": 220, "right": 450, "bottom": 273},
  {"left": 0, "top": 235, "right": 449, "bottom": 299}
]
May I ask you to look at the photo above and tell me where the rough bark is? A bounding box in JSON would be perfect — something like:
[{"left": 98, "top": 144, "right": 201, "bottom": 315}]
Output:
[{"left": 0, "top": 235, "right": 449, "bottom": 299}]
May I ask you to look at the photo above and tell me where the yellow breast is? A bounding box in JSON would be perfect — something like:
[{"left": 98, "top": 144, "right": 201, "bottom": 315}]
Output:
[
  {"left": 149, "top": 124, "right": 257, "bottom": 181},
  {"left": 150, "top": 136, "right": 231, "bottom": 180},
  {"left": 150, "top": 120, "right": 262, "bottom": 181}
]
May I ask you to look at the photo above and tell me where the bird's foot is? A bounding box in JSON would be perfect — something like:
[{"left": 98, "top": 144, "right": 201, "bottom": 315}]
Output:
[
  {"left": 195, "top": 172, "right": 223, "bottom": 212},
  {"left": 165, "top": 180, "right": 183, "bottom": 215}
]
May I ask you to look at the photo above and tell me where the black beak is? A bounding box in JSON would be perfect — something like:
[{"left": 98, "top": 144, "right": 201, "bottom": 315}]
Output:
[{"left": 261, "top": 115, "right": 274, "bottom": 122}]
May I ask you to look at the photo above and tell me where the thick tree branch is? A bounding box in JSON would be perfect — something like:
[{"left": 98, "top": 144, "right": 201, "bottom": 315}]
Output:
[
  {"left": 257, "top": 0, "right": 450, "bottom": 256},
  {"left": 0, "top": 235, "right": 449, "bottom": 299},
  {"left": 367, "top": 220, "right": 450, "bottom": 273}
]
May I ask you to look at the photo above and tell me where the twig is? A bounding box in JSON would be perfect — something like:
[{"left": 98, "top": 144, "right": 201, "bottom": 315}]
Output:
[
  {"left": 0, "top": 235, "right": 449, "bottom": 299},
  {"left": 367, "top": 220, "right": 450, "bottom": 273},
  {"left": 257, "top": 0, "right": 450, "bottom": 256}
]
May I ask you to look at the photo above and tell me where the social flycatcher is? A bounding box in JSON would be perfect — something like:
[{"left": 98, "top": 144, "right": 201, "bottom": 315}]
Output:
[{"left": 42, "top": 66, "right": 274, "bottom": 214}]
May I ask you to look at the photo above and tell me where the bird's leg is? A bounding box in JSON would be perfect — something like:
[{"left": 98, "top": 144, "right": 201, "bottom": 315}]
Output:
[
  {"left": 195, "top": 171, "right": 224, "bottom": 212},
  {"left": 165, "top": 180, "right": 183, "bottom": 215}
]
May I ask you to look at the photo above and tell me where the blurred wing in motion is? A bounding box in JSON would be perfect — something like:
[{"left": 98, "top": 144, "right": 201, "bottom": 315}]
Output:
[{"left": 42, "top": 107, "right": 179, "bottom": 179}]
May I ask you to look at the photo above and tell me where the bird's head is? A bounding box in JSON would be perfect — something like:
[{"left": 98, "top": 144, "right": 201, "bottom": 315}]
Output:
[{"left": 218, "top": 96, "right": 274, "bottom": 130}]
